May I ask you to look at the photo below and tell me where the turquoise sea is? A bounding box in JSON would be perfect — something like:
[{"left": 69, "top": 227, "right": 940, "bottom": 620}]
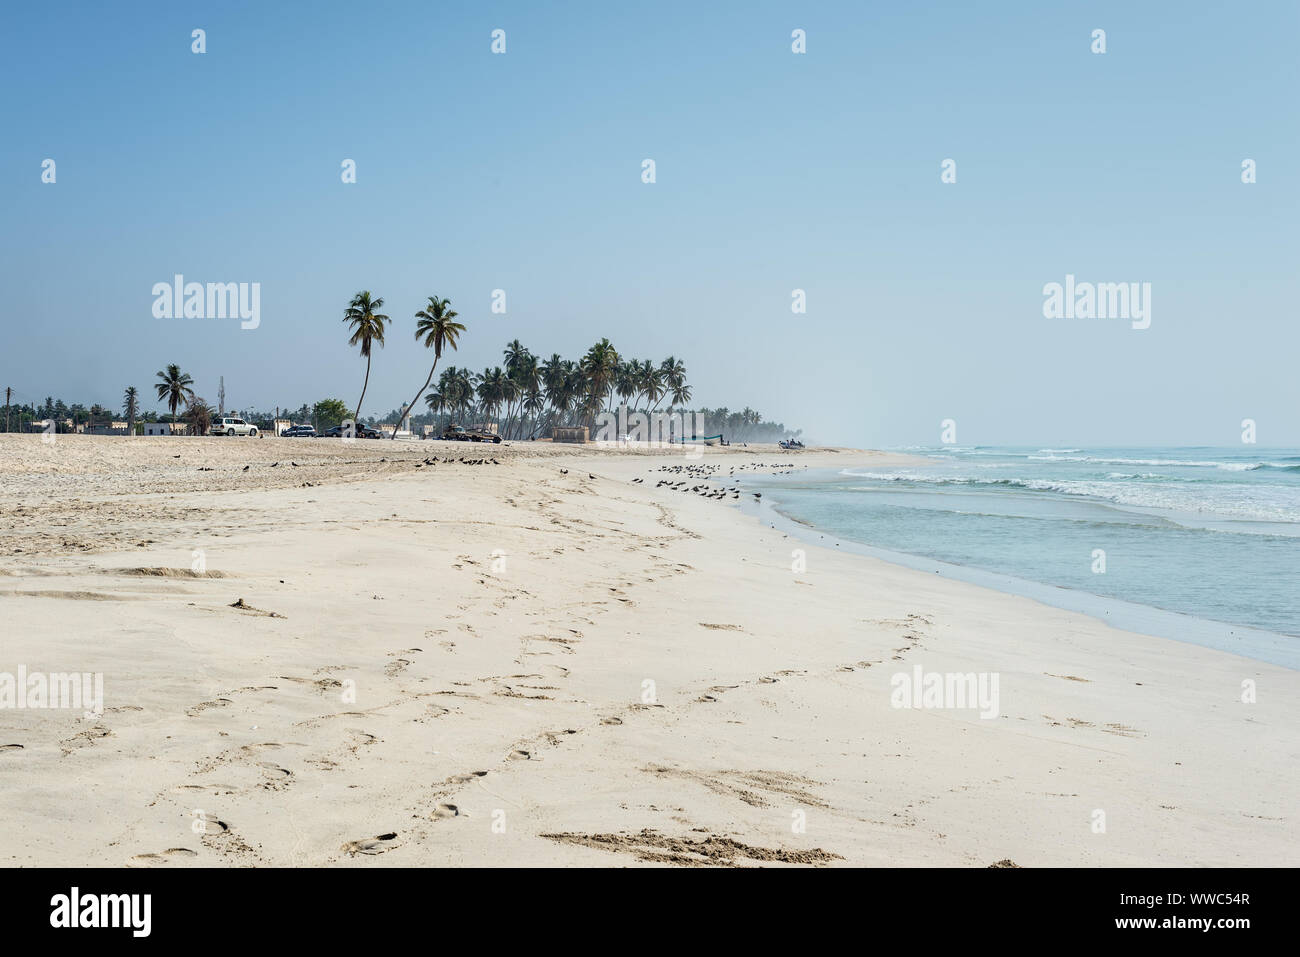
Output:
[{"left": 738, "top": 447, "right": 1300, "bottom": 668}]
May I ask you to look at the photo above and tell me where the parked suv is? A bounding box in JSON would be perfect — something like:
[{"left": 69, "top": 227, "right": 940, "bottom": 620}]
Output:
[
  {"left": 213, "top": 416, "right": 258, "bottom": 437},
  {"left": 281, "top": 425, "right": 316, "bottom": 437}
]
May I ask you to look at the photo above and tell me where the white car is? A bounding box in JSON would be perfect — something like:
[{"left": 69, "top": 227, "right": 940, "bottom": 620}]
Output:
[{"left": 212, "top": 416, "right": 258, "bottom": 437}]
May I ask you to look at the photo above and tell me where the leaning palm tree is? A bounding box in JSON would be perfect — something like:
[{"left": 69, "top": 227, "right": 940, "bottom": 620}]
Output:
[
  {"left": 154, "top": 364, "right": 195, "bottom": 421},
  {"left": 670, "top": 380, "right": 692, "bottom": 408},
  {"left": 342, "top": 291, "right": 389, "bottom": 427},
  {"left": 392, "top": 296, "right": 463, "bottom": 439},
  {"left": 122, "top": 386, "right": 139, "bottom": 435}
]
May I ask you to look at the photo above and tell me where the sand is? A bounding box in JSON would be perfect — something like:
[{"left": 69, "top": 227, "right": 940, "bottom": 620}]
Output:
[{"left": 0, "top": 433, "right": 1295, "bottom": 867}]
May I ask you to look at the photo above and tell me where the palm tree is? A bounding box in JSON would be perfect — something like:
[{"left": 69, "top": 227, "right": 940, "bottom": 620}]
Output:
[
  {"left": 154, "top": 364, "right": 195, "bottom": 421},
  {"left": 656, "top": 357, "right": 686, "bottom": 412},
  {"left": 391, "top": 296, "right": 464, "bottom": 439},
  {"left": 475, "top": 367, "right": 509, "bottom": 431},
  {"left": 505, "top": 347, "right": 537, "bottom": 438},
  {"left": 561, "top": 361, "right": 584, "bottom": 424},
  {"left": 342, "top": 291, "right": 389, "bottom": 427},
  {"left": 520, "top": 386, "right": 545, "bottom": 437},
  {"left": 435, "top": 366, "right": 474, "bottom": 424},
  {"left": 580, "top": 339, "right": 620, "bottom": 424},
  {"left": 614, "top": 361, "right": 637, "bottom": 411},
  {"left": 639, "top": 360, "right": 666, "bottom": 412},
  {"left": 122, "top": 387, "right": 139, "bottom": 435}
]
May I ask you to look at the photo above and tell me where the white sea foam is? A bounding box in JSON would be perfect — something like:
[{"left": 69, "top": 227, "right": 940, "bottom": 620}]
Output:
[{"left": 838, "top": 469, "right": 1300, "bottom": 523}]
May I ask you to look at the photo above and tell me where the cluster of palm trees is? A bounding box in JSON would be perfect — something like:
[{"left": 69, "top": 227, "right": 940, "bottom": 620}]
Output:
[
  {"left": 419, "top": 341, "right": 692, "bottom": 440},
  {"left": 339, "top": 291, "right": 691, "bottom": 440}
]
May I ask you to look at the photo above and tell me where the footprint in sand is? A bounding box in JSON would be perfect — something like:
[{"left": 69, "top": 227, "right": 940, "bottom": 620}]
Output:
[
  {"left": 384, "top": 658, "right": 411, "bottom": 677},
  {"left": 127, "top": 848, "right": 199, "bottom": 868},
  {"left": 186, "top": 698, "right": 232, "bottom": 717},
  {"left": 241, "top": 742, "right": 285, "bottom": 755},
  {"left": 431, "top": 804, "right": 459, "bottom": 819},
  {"left": 193, "top": 812, "right": 230, "bottom": 834},
  {"left": 59, "top": 725, "right": 111, "bottom": 753},
  {"left": 507, "top": 749, "right": 531, "bottom": 761},
  {"left": 341, "top": 832, "right": 399, "bottom": 856},
  {"left": 446, "top": 771, "right": 489, "bottom": 785},
  {"left": 0, "top": 744, "right": 23, "bottom": 753}
]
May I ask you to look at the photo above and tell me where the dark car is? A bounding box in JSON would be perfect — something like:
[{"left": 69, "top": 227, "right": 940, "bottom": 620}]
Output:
[
  {"left": 281, "top": 425, "right": 316, "bottom": 437},
  {"left": 321, "top": 425, "right": 380, "bottom": 439},
  {"left": 442, "top": 424, "right": 501, "bottom": 443}
]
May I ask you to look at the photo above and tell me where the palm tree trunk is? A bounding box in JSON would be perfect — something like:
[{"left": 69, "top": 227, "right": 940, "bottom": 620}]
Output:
[
  {"left": 392, "top": 360, "right": 440, "bottom": 439},
  {"left": 355, "top": 353, "right": 372, "bottom": 428}
]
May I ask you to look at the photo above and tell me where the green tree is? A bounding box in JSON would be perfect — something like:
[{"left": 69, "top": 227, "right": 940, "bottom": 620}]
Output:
[
  {"left": 342, "top": 291, "right": 389, "bottom": 426},
  {"left": 312, "top": 398, "right": 351, "bottom": 430},
  {"left": 154, "top": 364, "right": 195, "bottom": 420},
  {"left": 122, "top": 386, "right": 139, "bottom": 434},
  {"left": 184, "top": 397, "right": 215, "bottom": 436}
]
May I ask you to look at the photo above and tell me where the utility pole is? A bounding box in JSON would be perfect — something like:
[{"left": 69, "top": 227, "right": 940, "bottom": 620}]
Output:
[
  {"left": 4, "top": 387, "right": 10, "bottom": 433},
  {"left": 218, "top": 377, "right": 225, "bottom": 416}
]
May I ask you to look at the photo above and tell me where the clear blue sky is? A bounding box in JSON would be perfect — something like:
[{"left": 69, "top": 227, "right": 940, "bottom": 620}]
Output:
[{"left": 3, "top": 0, "right": 1296, "bottom": 446}]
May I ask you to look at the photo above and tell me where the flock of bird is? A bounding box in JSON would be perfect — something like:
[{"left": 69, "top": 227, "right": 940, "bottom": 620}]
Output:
[
  {"left": 415, "top": 456, "right": 500, "bottom": 467},
  {"left": 190, "top": 455, "right": 509, "bottom": 473},
  {"left": 630, "top": 460, "right": 804, "bottom": 503}
]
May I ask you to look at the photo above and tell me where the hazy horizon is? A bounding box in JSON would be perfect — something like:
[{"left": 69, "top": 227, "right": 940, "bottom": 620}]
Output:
[{"left": 4, "top": 1, "right": 1296, "bottom": 447}]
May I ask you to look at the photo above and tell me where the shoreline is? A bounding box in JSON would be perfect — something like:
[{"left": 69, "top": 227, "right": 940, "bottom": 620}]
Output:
[
  {"left": 745, "top": 489, "right": 1300, "bottom": 671},
  {"left": 1, "top": 435, "right": 1296, "bottom": 866}
]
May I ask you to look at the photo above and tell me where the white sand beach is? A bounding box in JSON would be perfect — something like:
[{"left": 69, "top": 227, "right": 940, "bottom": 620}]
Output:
[{"left": 0, "top": 434, "right": 1295, "bottom": 867}]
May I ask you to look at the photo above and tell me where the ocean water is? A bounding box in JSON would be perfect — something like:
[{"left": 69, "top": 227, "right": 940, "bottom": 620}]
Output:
[{"left": 739, "top": 447, "right": 1300, "bottom": 664}]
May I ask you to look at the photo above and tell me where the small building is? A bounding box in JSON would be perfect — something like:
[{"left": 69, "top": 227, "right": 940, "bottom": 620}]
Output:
[
  {"left": 552, "top": 426, "right": 588, "bottom": 444},
  {"left": 29, "top": 418, "right": 67, "bottom": 435},
  {"left": 272, "top": 418, "right": 293, "bottom": 436},
  {"left": 142, "top": 423, "right": 174, "bottom": 436},
  {"left": 86, "top": 421, "right": 130, "bottom": 435}
]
